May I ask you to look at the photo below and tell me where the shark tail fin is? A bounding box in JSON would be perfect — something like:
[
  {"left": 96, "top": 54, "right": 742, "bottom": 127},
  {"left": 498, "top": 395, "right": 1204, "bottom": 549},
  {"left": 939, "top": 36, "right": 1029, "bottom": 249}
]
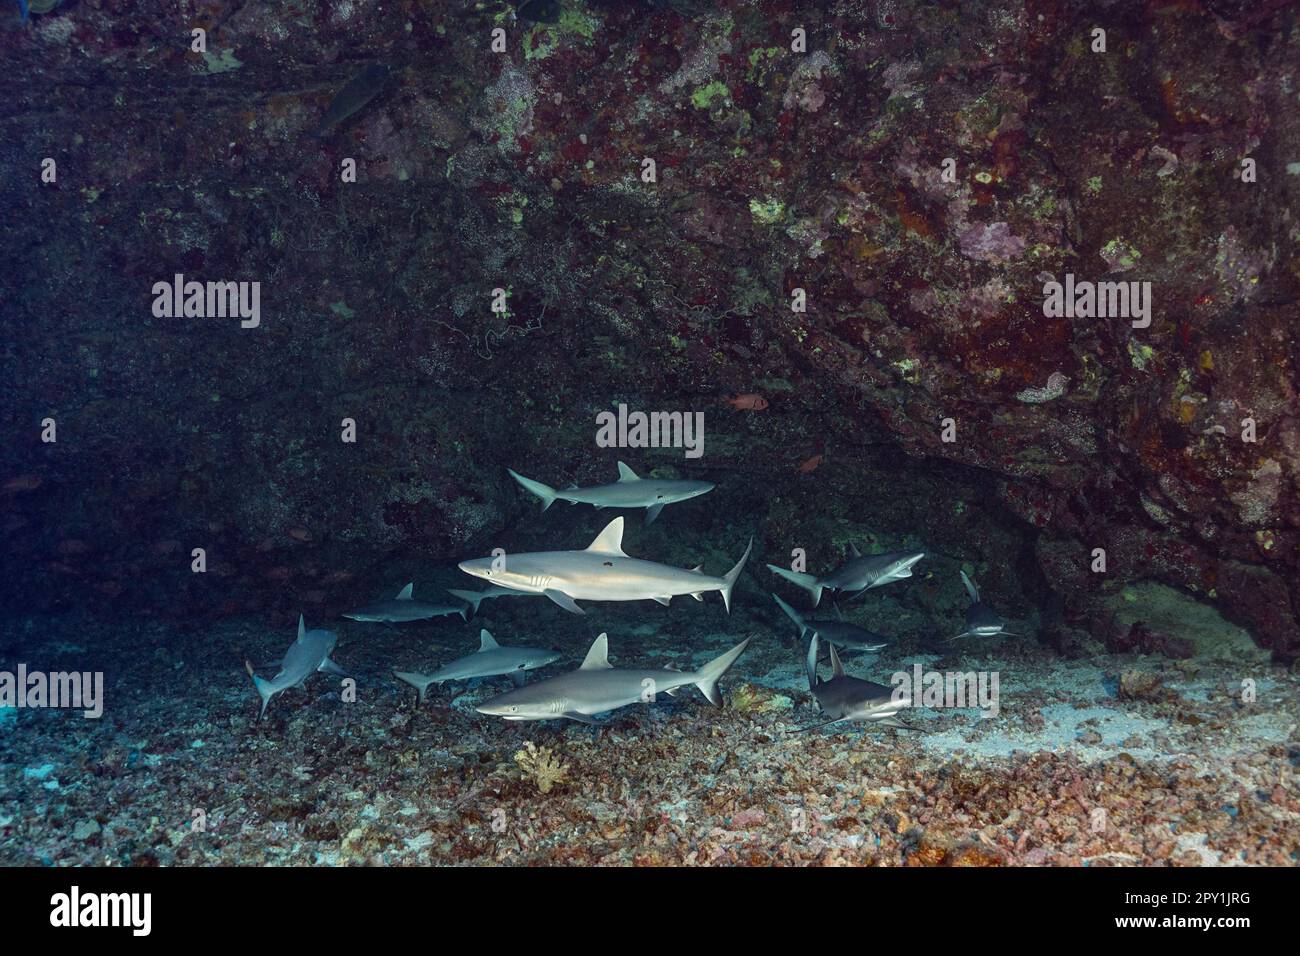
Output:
[
  {"left": 392, "top": 670, "right": 438, "bottom": 705},
  {"left": 694, "top": 636, "right": 751, "bottom": 707},
  {"left": 766, "top": 564, "right": 824, "bottom": 607},
  {"left": 446, "top": 589, "right": 484, "bottom": 615},
  {"left": 771, "top": 591, "right": 809, "bottom": 639},
  {"left": 507, "top": 468, "right": 557, "bottom": 512},
  {"left": 720, "top": 537, "right": 753, "bottom": 614},
  {"left": 246, "top": 660, "right": 274, "bottom": 720},
  {"left": 959, "top": 569, "right": 980, "bottom": 602}
]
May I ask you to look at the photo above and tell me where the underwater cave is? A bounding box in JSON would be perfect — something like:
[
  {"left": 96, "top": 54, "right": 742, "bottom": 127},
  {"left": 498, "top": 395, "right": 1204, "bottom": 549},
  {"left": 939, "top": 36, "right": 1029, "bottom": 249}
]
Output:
[{"left": 0, "top": 0, "right": 1297, "bottom": 900}]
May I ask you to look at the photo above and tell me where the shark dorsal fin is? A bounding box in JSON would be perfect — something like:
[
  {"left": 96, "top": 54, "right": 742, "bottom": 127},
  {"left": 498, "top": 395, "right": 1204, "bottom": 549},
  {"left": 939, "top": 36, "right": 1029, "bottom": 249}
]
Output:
[
  {"left": 298, "top": 614, "right": 306, "bottom": 641},
  {"left": 848, "top": 541, "right": 861, "bottom": 558},
  {"left": 478, "top": 629, "right": 499, "bottom": 652},
  {"left": 579, "top": 633, "right": 612, "bottom": 670},
  {"left": 829, "top": 642, "right": 845, "bottom": 678},
  {"left": 616, "top": 461, "right": 639, "bottom": 482},
  {"left": 690, "top": 564, "right": 703, "bottom": 574},
  {"left": 585, "top": 517, "right": 627, "bottom": 556},
  {"left": 396, "top": 583, "right": 414, "bottom": 601}
]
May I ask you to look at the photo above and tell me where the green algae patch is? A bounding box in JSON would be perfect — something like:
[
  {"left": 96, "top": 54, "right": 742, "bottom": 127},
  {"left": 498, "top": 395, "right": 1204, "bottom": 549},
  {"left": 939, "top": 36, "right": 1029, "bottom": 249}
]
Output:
[
  {"left": 748, "top": 196, "right": 785, "bottom": 225},
  {"left": 525, "top": 8, "right": 600, "bottom": 61},
  {"left": 691, "top": 80, "right": 731, "bottom": 109}
]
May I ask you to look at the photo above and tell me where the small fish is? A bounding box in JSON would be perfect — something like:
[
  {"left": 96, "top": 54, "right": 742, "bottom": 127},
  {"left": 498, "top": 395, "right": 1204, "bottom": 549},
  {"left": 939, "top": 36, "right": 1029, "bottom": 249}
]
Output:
[
  {"left": 312, "top": 63, "right": 393, "bottom": 139},
  {"left": 343, "top": 583, "right": 468, "bottom": 624},
  {"left": 508, "top": 460, "right": 714, "bottom": 525},
  {"left": 516, "top": 0, "right": 561, "bottom": 23},
  {"left": 393, "top": 629, "right": 563, "bottom": 704},
  {"left": 475, "top": 632, "right": 750, "bottom": 725},
  {"left": 4, "top": 475, "right": 41, "bottom": 492},
  {"left": 726, "top": 393, "right": 769, "bottom": 411},
  {"left": 245, "top": 615, "right": 347, "bottom": 720},
  {"left": 768, "top": 542, "right": 925, "bottom": 607},
  {"left": 796, "top": 453, "right": 824, "bottom": 474}
]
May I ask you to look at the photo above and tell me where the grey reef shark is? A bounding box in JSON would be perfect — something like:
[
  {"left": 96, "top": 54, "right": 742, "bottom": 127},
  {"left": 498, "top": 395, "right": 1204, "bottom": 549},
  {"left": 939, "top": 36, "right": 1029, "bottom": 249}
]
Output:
[
  {"left": 393, "top": 629, "right": 563, "bottom": 704},
  {"left": 508, "top": 461, "right": 714, "bottom": 525},
  {"left": 343, "top": 583, "right": 468, "bottom": 624},
  {"left": 771, "top": 592, "right": 892, "bottom": 654},
  {"left": 794, "top": 633, "right": 914, "bottom": 734},
  {"left": 767, "top": 543, "right": 925, "bottom": 607},
  {"left": 245, "top": 615, "right": 348, "bottom": 720},
  {"left": 457, "top": 516, "right": 752, "bottom": 615},
  {"left": 950, "top": 570, "right": 1018, "bottom": 641},
  {"left": 475, "top": 632, "right": 751, "bottom": 725}
]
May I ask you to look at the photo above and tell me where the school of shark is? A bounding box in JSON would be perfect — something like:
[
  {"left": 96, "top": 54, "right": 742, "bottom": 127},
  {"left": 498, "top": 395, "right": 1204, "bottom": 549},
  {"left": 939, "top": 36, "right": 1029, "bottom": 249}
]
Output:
[{"left": 245, "top": 460, "right": 1003, "bottom": 734}]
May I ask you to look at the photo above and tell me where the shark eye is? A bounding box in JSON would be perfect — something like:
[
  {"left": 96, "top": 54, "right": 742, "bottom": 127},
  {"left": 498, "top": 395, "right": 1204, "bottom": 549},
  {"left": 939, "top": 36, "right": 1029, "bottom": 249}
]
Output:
[
  {"left": 509, "top": 706, "right": 518, "bottom": 713},
  {"left": 657, "top": 494, "right": 664, "bottom": 499}
]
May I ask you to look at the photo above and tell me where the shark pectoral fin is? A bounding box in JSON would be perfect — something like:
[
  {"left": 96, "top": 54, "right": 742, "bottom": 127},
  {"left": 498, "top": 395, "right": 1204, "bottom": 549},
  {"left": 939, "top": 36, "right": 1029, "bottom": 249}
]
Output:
[
  {"left": 561, "top": 712, "right": 603, "bottom": 725},
  {"left": 318, "top": 657, "right": 349, "bottom": 678},
  {"left": 875, "top": 716, "right": 916, "bottom": 731},
  {"left": 645, "top": 503, "right": 664, "bottom": 525},
  {"left": 508, "top": 671, "right": 527, "bottom": 688},
  {"left": 946, "top": 632, "right": 970, "bottom": 642},
  {"left": 652, "top": 595, "right": 671, "bottom": 606},
  {"left": 544, "top": 589, "right": 584, "bottom": 615}
]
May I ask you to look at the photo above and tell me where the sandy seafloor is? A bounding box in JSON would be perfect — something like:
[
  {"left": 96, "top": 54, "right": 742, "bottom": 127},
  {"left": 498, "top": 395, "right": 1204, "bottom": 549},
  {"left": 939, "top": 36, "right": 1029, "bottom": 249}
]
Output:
[{"left": 1, "top": 582, "right": 1297, "bottom": 867}]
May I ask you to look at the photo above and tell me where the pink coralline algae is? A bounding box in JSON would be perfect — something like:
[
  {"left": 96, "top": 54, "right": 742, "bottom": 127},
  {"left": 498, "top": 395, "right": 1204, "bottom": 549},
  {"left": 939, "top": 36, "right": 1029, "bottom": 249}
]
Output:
[{"left": 958, "top": 222, "right": 1027, "bottom": 263}]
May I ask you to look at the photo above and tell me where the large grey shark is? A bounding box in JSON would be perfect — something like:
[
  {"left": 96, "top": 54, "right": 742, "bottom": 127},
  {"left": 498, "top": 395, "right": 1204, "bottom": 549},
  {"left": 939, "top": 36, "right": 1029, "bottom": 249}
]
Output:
[
  {"left": 245, "top": 615, "right": 347, "bottom": 720},
  {"left": 475, "top": 632, "right": 750, "bottom": 724},
  {"left": 772, "top": 592, "right": 891, "bottom": 654},
  {"left": 767, "top": 542, "right": 925, "bottom": 607},
  {"left": 949, "top": 570, "right": 1017, "bottom": 641},
  {"left": 343, "top": 583, "right": 468, "bottom": 624},
  {"left": 794, "top": 633, "right": 913, "bottom": 733},
  {"left": 457, "top": 516, "right": 752, "bottom": 615},
  {"left": 508, "top": 461, "right": 714, "bottom": 524},
  {"left": 445, "top": 585, "right": 540, "bottom": 617},
  {"left": 392, "top": 629, "right": 563, "bottom": 703}
]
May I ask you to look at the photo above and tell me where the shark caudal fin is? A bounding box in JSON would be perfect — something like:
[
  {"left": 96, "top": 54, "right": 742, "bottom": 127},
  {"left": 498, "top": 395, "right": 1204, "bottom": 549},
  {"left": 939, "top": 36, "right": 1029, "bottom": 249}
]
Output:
[
  {"left": 693, "top": 636, "right": 751, "bottom": 706},
  {"left": 720, "top": 538, "right": 754, "bottom": 614},
  {"left": 446, "top": 589, "right": 485, "bottom": 615},
  {"left": 771, "top": 592, "right": 810, "bottom": 639},
  {"left": 507, "top": 468, "right": 558, "bottom": 512},
  {"left": 766, "top": 564, "right": 824, "bottom": 607},
  {"left": 245, "top": 661, "right": 274, "bottom": 721},
  {"left": 393, "top": 670, "right": 439, "bottom": 705},
  {"left": 959, "top": 569, "right": 980, "bottom": 603}
]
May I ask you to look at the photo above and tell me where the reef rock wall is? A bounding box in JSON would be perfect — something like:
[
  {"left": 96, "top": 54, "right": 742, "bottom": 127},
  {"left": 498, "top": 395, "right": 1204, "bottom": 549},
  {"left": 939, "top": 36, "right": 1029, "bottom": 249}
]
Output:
[{"left": 1, "top": 1, "right": 1297, "bottom": 659}]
